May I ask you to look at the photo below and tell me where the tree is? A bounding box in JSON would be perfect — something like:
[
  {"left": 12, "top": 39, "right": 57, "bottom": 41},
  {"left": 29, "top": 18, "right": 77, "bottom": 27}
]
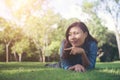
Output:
[
  {"left": 81, "top": 1, "right": 108, "bottom": 47},
  {"left": 0, "top": 18, "right": 7, "bottom": 56},
  {"left": 94, "top": 0, "right": 120, "bottom": 59},
  {"left": 23, "top": 9, "right": 61, "bottom": 62},
  {"left": 103, "top": 31, "right": 119, "bottom": 61},
  {"left": 86, "top": 14, "right": 108, "bottom": 47},
  {"left": 11, "top": 38, "right": 30, "bottom": 62},
  {"left": 0, "top": 17, "right": 24, "bottom": 62},
  {"left": 2, "top": 0, "right": 56, "bottom": 62},
  {"left": 0, "top": 20, "right": 14, "bottom": 62},
  {"left": 4, "top": 0, "right": 62, "bottom": 62}
]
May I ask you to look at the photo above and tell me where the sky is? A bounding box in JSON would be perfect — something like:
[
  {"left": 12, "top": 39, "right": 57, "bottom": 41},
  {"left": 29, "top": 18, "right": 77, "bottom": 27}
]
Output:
[
  {"left": 0, "top": 0, "right": 12, "bottom": 20},
  {"left": 0, "top": 0, "right": 117, "bottom": 31},
  {"left": 48, "top": 0, "right": 115, "bottom": 31},
  {"left": 48, "top": 0, "right": 91, "bottom": 22}
]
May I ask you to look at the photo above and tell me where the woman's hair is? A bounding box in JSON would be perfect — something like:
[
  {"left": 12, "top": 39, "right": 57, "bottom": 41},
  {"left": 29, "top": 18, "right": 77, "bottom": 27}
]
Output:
[{"left": 62, "top": 21, "right": 97, "bottom": 59}]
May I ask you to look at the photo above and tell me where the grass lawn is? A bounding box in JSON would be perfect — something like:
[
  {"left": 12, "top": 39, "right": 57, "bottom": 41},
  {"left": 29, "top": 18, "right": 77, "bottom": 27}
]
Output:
[{"left": 0, "top": 61, "right": 120, "bottom": 80}]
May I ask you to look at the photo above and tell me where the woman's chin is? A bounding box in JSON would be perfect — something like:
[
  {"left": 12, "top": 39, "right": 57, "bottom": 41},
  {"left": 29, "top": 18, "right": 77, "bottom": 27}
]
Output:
[
  {"left": 72, "top": 44, "right": 82, "bottom": 47},
  {"left": 72, "top": 44, "right": 78, "bottom": 47}
]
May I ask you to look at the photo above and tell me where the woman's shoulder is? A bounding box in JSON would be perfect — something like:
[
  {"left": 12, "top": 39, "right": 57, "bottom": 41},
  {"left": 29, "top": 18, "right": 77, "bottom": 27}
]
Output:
[
  {"left": 89, "top": 40, "right": 97, "bottom": 45},
  {"left": 88, "top": 41, "right": 97, "bottom": 48}
]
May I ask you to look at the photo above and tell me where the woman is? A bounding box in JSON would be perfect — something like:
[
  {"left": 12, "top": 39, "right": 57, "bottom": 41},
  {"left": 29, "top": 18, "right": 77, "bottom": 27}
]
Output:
[{"left": 60, "top": 21, "right": 98, "bottom": 72}]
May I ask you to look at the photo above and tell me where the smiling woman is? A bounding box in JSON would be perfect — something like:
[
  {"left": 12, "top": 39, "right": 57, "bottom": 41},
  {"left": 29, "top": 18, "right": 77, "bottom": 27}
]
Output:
[{"left": 60, "top": 21, "right": 98, "bottom": 72}]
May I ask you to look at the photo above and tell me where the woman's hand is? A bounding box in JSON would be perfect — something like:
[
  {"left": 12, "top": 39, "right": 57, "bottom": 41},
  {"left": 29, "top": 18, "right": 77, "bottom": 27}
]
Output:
[
  {"left": 68, "top": 64, "right": 85, "bottom": 72},
  {"left": 64, "top": 46, "right": 85, "bottom": 55}
]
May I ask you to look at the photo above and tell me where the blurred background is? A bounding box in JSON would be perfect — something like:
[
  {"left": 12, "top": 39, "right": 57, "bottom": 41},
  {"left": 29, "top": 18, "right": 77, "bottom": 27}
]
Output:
[{"left": 0, "top": 0, "right": 119, "bottom": 62}]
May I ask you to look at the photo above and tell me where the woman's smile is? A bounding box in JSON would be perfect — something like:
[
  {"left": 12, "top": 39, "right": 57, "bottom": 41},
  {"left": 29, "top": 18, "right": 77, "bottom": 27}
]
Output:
[{"left": 70, "top": 40, "right": 79, "bottom": 46}]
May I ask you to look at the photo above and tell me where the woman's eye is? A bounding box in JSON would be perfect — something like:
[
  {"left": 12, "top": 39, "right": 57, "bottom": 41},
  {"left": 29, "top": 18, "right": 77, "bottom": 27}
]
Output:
[
  {"left": 75, "top": 32, "right": 79, "bottom": 35},
  {"left": 68, "top": 32, "right": 80, "bottom": 36},
  {"left": 68, "top": 33, "right": 72, "bottom": 36}
]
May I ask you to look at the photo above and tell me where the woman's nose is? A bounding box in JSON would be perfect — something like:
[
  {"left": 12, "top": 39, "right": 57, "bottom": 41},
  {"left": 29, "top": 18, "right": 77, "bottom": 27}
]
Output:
[{"left": 70, "top": 34, "right": 76, "bottom": 39}]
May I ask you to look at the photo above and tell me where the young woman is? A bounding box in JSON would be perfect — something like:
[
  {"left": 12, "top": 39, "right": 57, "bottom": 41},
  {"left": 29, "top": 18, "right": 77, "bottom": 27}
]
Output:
[{"left": 60, "top": 21, "right": 98, "bottom": 72}]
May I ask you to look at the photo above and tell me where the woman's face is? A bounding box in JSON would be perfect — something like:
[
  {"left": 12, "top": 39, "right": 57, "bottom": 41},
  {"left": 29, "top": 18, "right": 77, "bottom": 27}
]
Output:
[{"left": 68, "top": 26, "right": 87, "bottom": 47}]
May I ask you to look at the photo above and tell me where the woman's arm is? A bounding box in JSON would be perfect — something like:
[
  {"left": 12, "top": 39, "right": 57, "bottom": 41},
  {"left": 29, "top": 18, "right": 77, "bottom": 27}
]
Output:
[
  {"left": 64, "top": 46, "right": 90, "bottom": 68},
  {"left": 63, "top": 41, "right": 97, "bottom": 69},
  {"left": 86, "top": 42, "right": 98, "bottom": 69},
  {"left": 59, "top": 40, "right": 71, "bottom": 69},
  {"left": 81, "top": 50, "right": 90, "bottom": 68}
]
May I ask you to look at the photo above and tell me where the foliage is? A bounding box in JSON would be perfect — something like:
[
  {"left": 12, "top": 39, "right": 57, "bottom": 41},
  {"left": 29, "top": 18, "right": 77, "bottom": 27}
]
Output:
[
  {"left": 46, "top": 41, "right": 60, "bottom": 56},
  {"left": 102, "top": 31, "right": 119, "bottom": 61},
  {"left": 82, "top": 2, "right": 108, "bottom": 47},
  {"left": 23, "top": 10, "right": 61, "bottom": 62},
  {"left": 106, "top": 31, "right": 118, "bottom": 47},
  {"left": 86, "top": 16, "right": 108, "bottom": 47},
  {"left": 11, "top": 38, "right": 30, "bottom": 54},
  {"left": 0, "top": 44, "right": 5, "bottom": 55},
  {"left": 0, "top": 18, "right": 23, "bottom": 62},
  {"left": 94, "top": 0, "right": 120, "bottom": 58}
]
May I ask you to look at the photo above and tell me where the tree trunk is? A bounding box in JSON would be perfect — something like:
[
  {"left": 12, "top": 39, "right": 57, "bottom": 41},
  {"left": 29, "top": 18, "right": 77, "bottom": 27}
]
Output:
[
  {"left": 5, "top": 41, "right": 11, "bottom": 62},
  {"left": 5, "top": 44, "right": 9, "bottom": 62},
  {"left": 114, "top": 26, "right": 120, "bottom": 59},
  {"left": 42, "top": 53, "right": 45, "bottom": 63},
  {"left": 38, "top": 49, "right": 43, "bottom": 62},
  {"left": 18, "top": 54, "right": 22, "bottom": 62},
  {"left": 42, "top": 47, "right": 46, "bottom": 63},
  {"left": 39, "top": 53, "right": 42, "bottom": 62},
  {"left": 38, "top": 49, "right": 45, "bottom": 62},
  {"left": 13, "top": 52, "right": 18, "bottom": 61}
]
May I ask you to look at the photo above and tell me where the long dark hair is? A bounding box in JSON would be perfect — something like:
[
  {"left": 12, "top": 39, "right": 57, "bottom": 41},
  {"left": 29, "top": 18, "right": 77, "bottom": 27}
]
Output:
[{"left": 62, "top": 21, "right": 97, "bottom": 59}]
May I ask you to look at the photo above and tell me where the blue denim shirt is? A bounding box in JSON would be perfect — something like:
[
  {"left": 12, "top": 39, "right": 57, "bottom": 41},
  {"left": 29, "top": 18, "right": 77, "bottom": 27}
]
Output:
[{"left": 60, "top": 41, "right": 98, "bottom": 70}]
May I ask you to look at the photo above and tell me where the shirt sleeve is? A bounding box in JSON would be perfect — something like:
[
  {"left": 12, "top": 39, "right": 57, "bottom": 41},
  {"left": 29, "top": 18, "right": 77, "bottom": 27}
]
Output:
[
  {"left": 59, "top": 40, "right": 71, "bottom": 70},
  {"left": 87, "top": 42, "right": 98, "bottom": 69}
]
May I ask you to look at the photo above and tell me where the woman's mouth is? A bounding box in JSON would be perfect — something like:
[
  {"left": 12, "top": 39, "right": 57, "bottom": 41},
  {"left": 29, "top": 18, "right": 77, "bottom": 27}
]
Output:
[{"left": 71, "top": 41, "right": 78, "bottom": 46}]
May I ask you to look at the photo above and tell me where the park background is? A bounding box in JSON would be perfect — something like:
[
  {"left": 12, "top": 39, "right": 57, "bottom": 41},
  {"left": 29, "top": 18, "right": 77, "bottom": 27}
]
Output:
[{"left": 0, "top": 0, "right": 120, "bottom": 80}]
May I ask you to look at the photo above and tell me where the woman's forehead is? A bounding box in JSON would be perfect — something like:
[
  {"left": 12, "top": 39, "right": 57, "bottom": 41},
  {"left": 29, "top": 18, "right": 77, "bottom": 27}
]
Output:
[{"left": 69, "top": 26, "right": 82, "bottom": 32}]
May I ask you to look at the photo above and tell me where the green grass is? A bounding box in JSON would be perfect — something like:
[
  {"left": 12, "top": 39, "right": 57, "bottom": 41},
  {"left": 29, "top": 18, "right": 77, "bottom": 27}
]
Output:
[{"left": 0, "top": 61, "right": 120, "bottom": 80}]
